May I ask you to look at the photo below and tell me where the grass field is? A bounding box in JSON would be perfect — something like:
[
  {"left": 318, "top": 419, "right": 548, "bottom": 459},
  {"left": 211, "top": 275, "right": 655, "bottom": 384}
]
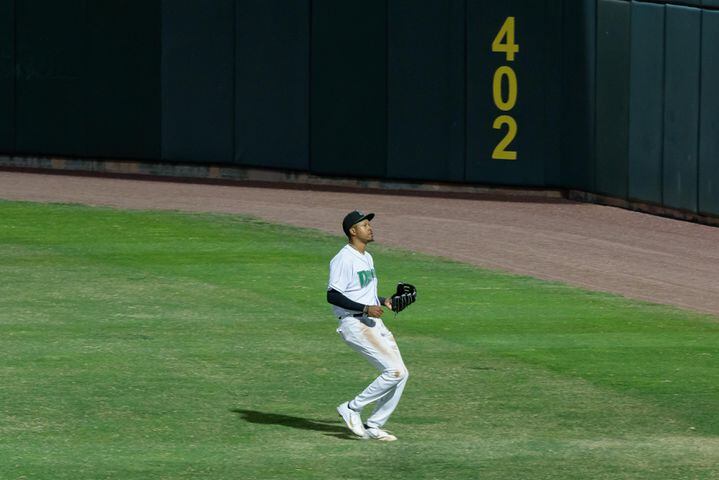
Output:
[{"left": 1, "top": 200, "right": 718, "bottom": 480}]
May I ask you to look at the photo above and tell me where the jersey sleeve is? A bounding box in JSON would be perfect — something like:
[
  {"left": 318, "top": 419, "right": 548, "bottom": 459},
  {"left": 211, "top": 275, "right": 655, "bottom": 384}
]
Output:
[{"left": 328, "top": 255, "right": 353, "bottom": 293}]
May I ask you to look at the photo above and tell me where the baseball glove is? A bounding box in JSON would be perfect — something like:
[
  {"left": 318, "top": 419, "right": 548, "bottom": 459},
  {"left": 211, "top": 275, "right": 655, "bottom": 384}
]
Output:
[{"left": 391, "top": 282, "right": 417, "bottom": 313}]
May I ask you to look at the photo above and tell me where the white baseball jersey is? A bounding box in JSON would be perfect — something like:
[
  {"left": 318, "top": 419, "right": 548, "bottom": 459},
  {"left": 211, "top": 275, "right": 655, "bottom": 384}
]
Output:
[{"left": 328, "top": 244, "right": 380, "bottom": 318}]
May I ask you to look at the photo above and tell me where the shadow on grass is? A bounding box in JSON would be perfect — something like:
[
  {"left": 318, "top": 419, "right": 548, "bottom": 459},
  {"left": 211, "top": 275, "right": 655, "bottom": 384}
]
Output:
[{"left": 231, "top": 408, "right": 358, "bottom": 439}]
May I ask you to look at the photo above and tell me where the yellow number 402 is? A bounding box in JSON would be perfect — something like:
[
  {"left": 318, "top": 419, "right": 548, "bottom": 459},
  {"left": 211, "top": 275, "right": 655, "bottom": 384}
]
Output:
[
  {"left": 491, "top": 16, "right": 519, "bottom": 161},
  {"left": 492, "top": 16, "right": 519, "bottom": 62}
]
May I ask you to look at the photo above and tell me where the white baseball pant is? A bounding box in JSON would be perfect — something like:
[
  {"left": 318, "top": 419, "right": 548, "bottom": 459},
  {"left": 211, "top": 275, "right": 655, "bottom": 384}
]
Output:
[{"left": 336, "top": 316, "right": 409, "bottom": 428}]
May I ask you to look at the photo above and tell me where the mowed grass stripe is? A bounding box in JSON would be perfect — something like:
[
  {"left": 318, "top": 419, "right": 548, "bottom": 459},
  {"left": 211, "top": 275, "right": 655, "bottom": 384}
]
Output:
[{"left": 0, "top": 200, "right": 718, "bottom": 480}]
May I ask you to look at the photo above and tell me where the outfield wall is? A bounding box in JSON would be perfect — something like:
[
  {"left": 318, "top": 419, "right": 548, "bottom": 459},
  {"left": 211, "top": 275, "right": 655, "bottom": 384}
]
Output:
[
  {"left": 0, "top": 0, "right": 717, "bottom": 219},
  {"left": 0, "top": 0, "right": 573, "bottom": 186},
  {"left": 592, "top": 0, "right": 719, "bottom": 217}
]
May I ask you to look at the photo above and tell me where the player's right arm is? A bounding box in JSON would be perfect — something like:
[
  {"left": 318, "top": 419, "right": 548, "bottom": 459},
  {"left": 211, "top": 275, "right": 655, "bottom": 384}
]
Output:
[
  {"left": 327, "top": 289, "right": 383, "bottom": 317},
  {"left": 326, "top": 288, "right": 366, "bottom": 312}
]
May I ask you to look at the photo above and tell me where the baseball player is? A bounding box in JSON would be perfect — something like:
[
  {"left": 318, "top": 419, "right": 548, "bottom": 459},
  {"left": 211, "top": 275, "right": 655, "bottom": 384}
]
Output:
[{"left": 327, "top": 210, "right": 416, "bottom": 441}]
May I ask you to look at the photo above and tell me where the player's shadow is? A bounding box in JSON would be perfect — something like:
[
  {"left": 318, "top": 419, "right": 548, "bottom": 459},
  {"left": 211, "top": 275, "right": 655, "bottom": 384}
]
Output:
[{"left": 231, "top": 409, "right": 357, "bottom": 440}]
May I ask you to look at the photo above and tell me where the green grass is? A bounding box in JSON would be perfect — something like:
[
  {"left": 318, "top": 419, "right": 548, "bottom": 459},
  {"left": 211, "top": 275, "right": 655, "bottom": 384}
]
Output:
[{"left": 1, "top": 200, "right": 718, "bottom": 480}]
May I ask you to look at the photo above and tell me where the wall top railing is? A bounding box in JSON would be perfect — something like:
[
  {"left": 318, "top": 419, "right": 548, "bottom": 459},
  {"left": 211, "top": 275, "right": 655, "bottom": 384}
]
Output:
[{"left": 625, "top": 0, "right": 719, "bottom": 11}]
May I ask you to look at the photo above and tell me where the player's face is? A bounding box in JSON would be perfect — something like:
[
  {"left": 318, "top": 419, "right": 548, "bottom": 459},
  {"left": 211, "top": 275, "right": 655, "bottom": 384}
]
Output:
[{"left": 352, "top": 220, "right": 374, "bottom": 243}]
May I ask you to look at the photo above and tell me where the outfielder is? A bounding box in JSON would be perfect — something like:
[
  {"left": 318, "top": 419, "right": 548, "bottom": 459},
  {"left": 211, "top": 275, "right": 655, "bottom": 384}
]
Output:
[{"left": 327, "top": 210, "right": 417, "bottom": 441}]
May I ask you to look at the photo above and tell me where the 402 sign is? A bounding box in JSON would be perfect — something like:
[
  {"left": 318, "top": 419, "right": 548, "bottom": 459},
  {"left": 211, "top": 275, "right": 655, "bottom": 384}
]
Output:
[
  {"left": 491, "top": 17, "right": 519, "bottom": 161},
  {"left": 467, "top": 1, "right": 561, "bottom": 186}
]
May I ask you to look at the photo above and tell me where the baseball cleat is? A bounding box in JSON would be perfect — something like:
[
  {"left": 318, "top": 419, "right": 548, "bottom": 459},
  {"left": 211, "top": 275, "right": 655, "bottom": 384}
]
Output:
[
  {"left": 365, "top": 427, "right": 397, "bottom": 442},
  {"left": 336, "top": 402, "right": 367, "bottom": 438}
]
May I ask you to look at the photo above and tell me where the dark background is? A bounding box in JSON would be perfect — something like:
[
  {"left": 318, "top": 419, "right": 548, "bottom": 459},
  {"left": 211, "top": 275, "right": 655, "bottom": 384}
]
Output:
[{"left": 0, "top": 0, "right": 717, "bottom": 216}]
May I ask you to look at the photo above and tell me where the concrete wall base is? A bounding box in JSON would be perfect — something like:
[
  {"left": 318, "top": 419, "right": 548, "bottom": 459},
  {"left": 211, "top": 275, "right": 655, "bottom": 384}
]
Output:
[
  {"left": 2, "top": 155, "right": 719, "bottom": 227},
  {"left": 0, "top": 155, "right": 565, "bottom": 202},
  {"left": 568, "top": 190, "right": 719, "bottom": 228}
]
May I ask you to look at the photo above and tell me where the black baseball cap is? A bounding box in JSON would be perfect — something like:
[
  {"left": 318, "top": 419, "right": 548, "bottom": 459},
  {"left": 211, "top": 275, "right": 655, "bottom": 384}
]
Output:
[{"left": 342, "top": 210, "right": 375, "bottom": 236}]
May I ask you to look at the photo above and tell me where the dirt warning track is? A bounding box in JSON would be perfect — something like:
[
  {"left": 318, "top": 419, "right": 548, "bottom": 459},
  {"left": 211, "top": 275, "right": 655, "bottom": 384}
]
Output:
[{"left": 1, "top": 171, "right": 718, "bottom": 317}]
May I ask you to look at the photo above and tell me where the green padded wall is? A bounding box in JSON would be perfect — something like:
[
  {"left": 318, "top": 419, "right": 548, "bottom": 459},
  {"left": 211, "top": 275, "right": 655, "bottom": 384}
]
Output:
[
  {"left": 0, "top": 0, "right": 13, "bottom": 152},
  {"left": 561, "top": 0, "right": 596, "bottom": 191},
  {"left": 595, "top": 0, "right": 630, "bottom": 199},
  {"left": 542, "top": 0, "right": 563, "bottom": 187},
  {"left": 235, "top": 0, "right": 309, "bottom": 170},
  {"left": 84, "top": 0, "right": 161, "bottom": 159},
  {"left": 663, "top": 5, "right": 701, "bottom": 212},
  {"left": 310, "top": 0, "right": 386, "bottom": 177},
  {"left": 387, "top": 0, "right": 465, "bottom": 182},
  {"left": 7, "top": 0, "right": 719, "bottom": 219},
  {"left": 466, "top": 0, "right": 559, "bottom": 186},
  {"left": 628, "top": 2, "right": 664, "bottom": 204},
  {"left": 14, "top": 0, "right": 86, "bottom": 156},
  {"left": 161, "top": 0, "right": 234, "bottom": 164},
  {"left": 699, "top": 10, "right": 719, "bottom": 215}
]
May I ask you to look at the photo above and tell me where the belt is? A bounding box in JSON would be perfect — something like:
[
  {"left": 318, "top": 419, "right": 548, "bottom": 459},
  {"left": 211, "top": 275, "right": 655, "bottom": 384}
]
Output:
[{"left": 339, "top": 313, "right": 365, "bottom": 319}]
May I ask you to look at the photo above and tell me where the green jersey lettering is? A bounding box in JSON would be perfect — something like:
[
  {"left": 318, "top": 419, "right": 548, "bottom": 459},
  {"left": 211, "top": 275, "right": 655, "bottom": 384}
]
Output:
[{"left": 358, "top": 269, "right": 376, "bottom": 288}]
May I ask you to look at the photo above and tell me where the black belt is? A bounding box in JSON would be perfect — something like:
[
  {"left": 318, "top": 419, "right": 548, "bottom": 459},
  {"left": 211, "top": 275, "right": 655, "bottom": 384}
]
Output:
[{"left": 339, "top": 313, "right": 365, "bottom": 319}]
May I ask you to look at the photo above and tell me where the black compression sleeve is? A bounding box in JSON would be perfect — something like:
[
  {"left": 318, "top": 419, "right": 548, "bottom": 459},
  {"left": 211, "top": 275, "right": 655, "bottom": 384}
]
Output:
[{"left": 327, "top": 289, "right": 366, "bottom": 312}]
